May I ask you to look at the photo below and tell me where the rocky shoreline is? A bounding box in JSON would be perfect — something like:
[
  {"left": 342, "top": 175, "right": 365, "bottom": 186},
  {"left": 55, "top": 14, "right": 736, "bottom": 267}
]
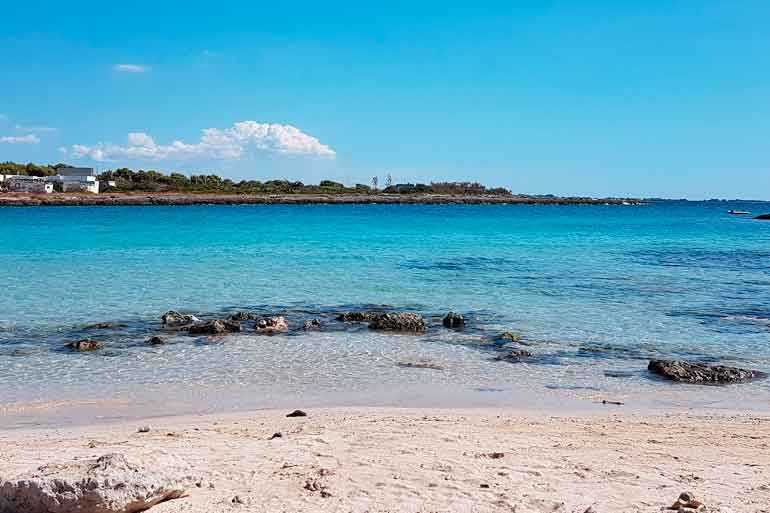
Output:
[
  {"left": 0, "top": 192, "right": 641, "bottom": 207},
  {"left": 56, "top": 308, "right": 767, "bottom": 387}
]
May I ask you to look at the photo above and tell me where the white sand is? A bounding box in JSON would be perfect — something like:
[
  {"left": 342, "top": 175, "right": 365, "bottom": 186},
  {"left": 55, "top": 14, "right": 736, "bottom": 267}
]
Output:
[{"left": 1, "top": 408, "right": 768, "bottom": 512}]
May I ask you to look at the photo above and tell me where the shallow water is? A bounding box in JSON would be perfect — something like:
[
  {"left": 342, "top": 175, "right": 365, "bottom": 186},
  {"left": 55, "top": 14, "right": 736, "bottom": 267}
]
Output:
[{"left": 1, "top": 201, "right": 769, "bottom": 422}]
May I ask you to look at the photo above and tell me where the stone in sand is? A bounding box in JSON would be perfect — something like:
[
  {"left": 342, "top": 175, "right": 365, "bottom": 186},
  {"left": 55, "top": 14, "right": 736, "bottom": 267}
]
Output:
[
  {"left": 161, "top": 311, "right": 200, "bottom": 326},
  {"left": 0, "top": 453, "right": 192, "bottom": 513},
  {"left": 286, "top": 410, "right": 307, "bottom": 417},
  {"left": 648, "top": 359, "right": 767, "bottom": 385},
  {"left": 397, "top": 361, "right": 444, "bottom": 370},
  {"left": 187, "top": 319, "right": 241, "bottom": 335},
  {"left": 368, "top": 312, "right": 426, "bottom": 332},
  {"left": 442, "top": 312, "right": 465, "bottom": 328},
  {"left": 65, "top": 339, "right": 104, "bottom": 352},
  {"left": 255, "top": 316, "right": 288, "bottom": 334}
]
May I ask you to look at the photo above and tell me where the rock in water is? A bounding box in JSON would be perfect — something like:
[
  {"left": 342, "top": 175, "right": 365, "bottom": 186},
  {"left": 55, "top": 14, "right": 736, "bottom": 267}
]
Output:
[
  {"left": 648, "top": 359, "right": 767, "bottom": 384},
  {"left": 498, "top": 332, "right": 521, "bottom": 343},
  {"left": 65, "top": 339, "right": 104, "bottom": 352},
  {"left": 368, "top": 313, "right": 426, "bottom": 332},
  {"left": 255, "top": 316, "right": 288, "bottom": 334},
  {"left": 442, "top": 312, "right": 465, "bottom": 328},
  {"left": 303, "top": 319, "right": 322, "bottom": 330},
  {"left": 494, "top": 349, "right": 532, "bottom": 362},
  {"left": 146, "top": 336, "right": 166, "bottom": 345},
  {"left": 0, "top": 453, "right": 192, "bottom": 513},
  {"left": 187, "top": 319, "right": 241, "bottom": 335},
  {"left": 229, "top": 311, "right": 258, "bottom": 321},
  {"left": 336, "top": 311, "right": 380, "bottom": 322},
  {"left": 754, "top": 213, "right": 770, "bottom": 220},
  {"left": 161, "top": 311, "right": 200, "bottom": 326}
]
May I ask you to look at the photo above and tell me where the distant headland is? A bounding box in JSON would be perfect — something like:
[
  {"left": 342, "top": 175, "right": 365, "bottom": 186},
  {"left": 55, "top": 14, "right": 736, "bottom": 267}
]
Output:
[{"left": 0, "top": 162, "right": 640, "bottom": 206}]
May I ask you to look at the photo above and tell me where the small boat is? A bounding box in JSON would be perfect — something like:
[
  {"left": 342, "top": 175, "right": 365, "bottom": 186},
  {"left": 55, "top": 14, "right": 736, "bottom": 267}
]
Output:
[{"left": 728, "top": 210, "right": 750, "bottom": 215}]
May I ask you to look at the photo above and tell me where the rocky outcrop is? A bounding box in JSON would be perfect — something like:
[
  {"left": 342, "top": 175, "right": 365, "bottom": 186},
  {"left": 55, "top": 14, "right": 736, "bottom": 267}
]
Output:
[
  {"left": 336, "top": 311, "right": 380, "bottom": 323},
  {"left": 368, "top": 313, "right": 426, "bottom": 332},
  {"left": 442, "top": 312, "right": 465, "bottom": 329},
  {"left": 494, "top": 349, "right": 532, "bottom": 362},
  {"left": 648, "top": 359, "right": 767, "bottom": 384},
  {"left": 65, "top": 339, "right": 104, "bottom": 352},
  {"left": 0, "top": 453, "right": 193, "bottom": 513},
  {"left": 255, "top": 316, "right": 288, "bottom": 334},
  {"left": 303, "top": 319, "right": 322, "bottom": 330},
  {"left": 161, "top": 311, "right": 200, "bottom": 326},
  {"left": 187, "top": 319, "right": 241, "bottom": 335}
]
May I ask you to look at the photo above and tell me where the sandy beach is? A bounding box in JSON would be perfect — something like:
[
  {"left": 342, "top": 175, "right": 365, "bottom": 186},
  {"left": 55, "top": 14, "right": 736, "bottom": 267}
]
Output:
[{"left": 2, "top": 407, "right": 768, "bottom": 513}]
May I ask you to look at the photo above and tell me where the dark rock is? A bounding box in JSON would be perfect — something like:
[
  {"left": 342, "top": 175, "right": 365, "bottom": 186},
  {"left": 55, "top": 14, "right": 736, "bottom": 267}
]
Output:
[
  {"left": 442, "top": 312, "right": 465, "bottom": 329},
  {"left": 604, "top": 370, "right": 635, "bottom": 378},
  {"left": 368, "top": 312, "right": 426, "bottom": 332},
  {"left": 188, "top": 319, "right": 241, "bottom": 335},
  {"left": 303, "top": 319, "right": 322, "bottom": 330},
  {"left": 137, "top": 426, "right": 150, "bottom": 433},
  {"left": 229, "top": 311, "right": 258, "bottom": 321},
  {"left": 336, "top": 311, "right": 380, "bottom": 322},
  {"left": 268, "top": 432, "right": 283, "bottom": 440},
  {"left": 255, "top": 316, "right": 288, "bottom": 334},
  {"left": 648, "top": 359, "right": 767, "bottom": 384},
  {"left": 161, "top": 310, "right": 200, "bottom": 326},
  {"left": 65, "top": 339, "right": 104, "bottom": 352},
  {"left": 147, "top": 336, "right": 166, "bottom": 345},
  {"left": 754, "top": 213, "right": 770, "bottom": 220},
  {"left": 397, "top": 361, "right": 444, "bottom": 370},
  {"left": 286, "top": 410, "right": 307, "bottom": 418},
  {"left": 494, "top": 349, "right": 532, "bottom": 362}
]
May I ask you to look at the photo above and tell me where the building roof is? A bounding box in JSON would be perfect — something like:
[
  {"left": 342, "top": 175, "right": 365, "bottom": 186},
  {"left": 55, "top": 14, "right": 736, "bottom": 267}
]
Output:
[{"left": 57, "top": 167, "right": 96, "bottom": 177}]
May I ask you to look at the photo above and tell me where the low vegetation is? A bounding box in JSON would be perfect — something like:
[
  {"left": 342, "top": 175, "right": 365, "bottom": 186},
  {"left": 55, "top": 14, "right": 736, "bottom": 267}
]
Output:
[{"left": 0, "top": 162, "right": 512, "bottom": 196}]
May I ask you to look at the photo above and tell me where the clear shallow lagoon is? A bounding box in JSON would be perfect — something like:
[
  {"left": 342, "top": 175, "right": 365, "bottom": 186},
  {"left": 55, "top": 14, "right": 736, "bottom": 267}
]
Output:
[{"left": 1, "top": 202, "right": 769, "bottom": 423}]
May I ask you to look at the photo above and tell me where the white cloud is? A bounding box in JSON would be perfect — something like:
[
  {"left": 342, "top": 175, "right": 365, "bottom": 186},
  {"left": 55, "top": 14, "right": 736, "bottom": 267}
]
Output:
[
  {"left": 68, "top": 121, "right": 336, "bottom": 162},
  {"left": 0, "top": 134, "right": 40, "bottom": 144},
  {"left": 114, "top": 64, "right": 148, "bottom": 73}
]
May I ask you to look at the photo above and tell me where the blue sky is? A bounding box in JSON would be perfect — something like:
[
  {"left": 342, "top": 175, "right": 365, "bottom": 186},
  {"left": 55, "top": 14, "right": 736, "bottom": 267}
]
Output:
[{"left": 1, "top": 1, "right": 769, "bottom": 199}]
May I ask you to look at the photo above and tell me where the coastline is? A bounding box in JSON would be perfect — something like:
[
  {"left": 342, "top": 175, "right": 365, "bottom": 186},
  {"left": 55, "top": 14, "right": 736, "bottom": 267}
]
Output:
[
  {"left": 2, "top": 406, "right": 767, "bottom": 512},
  {"left": 0, "top": 192, "right": 640, "bottom": 207}
]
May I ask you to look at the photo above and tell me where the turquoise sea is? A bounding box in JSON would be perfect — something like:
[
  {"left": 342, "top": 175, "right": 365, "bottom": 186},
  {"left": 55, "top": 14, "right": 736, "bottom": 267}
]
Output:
[{"left": 1, "top": 201, "right": 769, "bottom": 423}]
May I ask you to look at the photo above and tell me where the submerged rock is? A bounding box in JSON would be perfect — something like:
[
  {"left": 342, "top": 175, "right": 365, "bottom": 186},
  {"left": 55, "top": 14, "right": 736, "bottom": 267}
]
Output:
[
  {"left": 754, "top": 213, "right": 770, "bottom": 220},
  {"left": 303, "top": 319, "right": 322, "bottom": 330},
  {"left": 228, "top": 311, "right": 258, "bottom": 321},
  {"left": 83, "top": 322, "right": 122, "bottom": 330},
  {"left": 336, "top": 311, "right": 380, "bottom": 323},
  {"left": 161, "top": 311, "right": 200, "bottom": 326},
  {"left": 442, "top": 312, "right": 465, "bottom": 329},
  {"left": 0, "top": 452, "right": 192, "bottom": 513},
  {"left": 187, "top": 319, "right": 241, "bottom": 335},
  {"left": 255, "top": 316, "right": 288, "bottom": 334},
  {"left": 397, "top": 361, "right": 444, "bottom": 370},
  {"left": 648, "top": 359, "right": 767, "bottom": 384},
  {"left": 498, "top": 332, "right": 522, "bottom": 343},
  {"left": 65, "top": 339, "right": 104, "bottom": 352},
  {"left": 494, "top": 349, "right": 532, "bottom": 362},
  {"left": 147, "top": 336, "right": 166, "bottom": 345},
  {"left": 368, "top": 312, "right": 426, "bottom": 332}
]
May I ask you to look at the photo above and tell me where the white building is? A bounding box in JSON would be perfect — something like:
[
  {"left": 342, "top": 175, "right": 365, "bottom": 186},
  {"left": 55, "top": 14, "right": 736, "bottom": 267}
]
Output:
[
  {"left": 51, "top": 167, "right": 100, "bottom": 193},
  {"left": 5, "top": 175, "right": 54, "bottom": 194}
]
